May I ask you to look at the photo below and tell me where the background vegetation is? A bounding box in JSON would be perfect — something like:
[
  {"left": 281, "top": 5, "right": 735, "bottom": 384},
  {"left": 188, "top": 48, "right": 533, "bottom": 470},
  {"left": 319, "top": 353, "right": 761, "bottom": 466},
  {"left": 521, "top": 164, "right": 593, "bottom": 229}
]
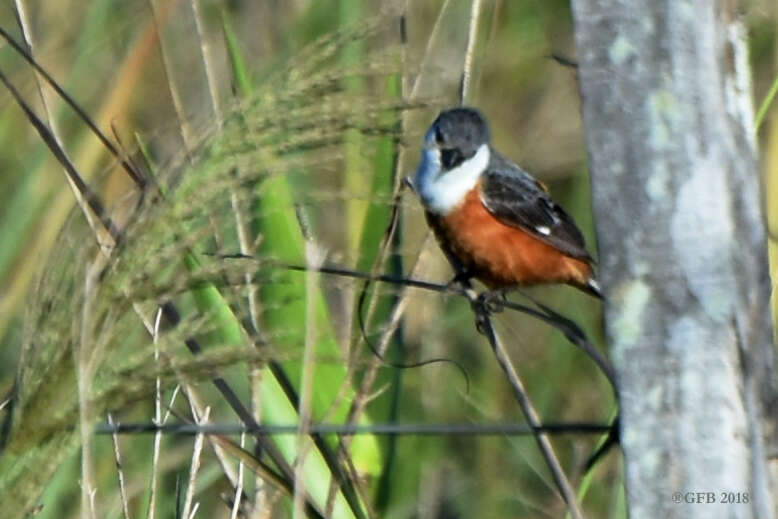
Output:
[{"left": 0, "top": 1, "right": 775, "bottom": 517}]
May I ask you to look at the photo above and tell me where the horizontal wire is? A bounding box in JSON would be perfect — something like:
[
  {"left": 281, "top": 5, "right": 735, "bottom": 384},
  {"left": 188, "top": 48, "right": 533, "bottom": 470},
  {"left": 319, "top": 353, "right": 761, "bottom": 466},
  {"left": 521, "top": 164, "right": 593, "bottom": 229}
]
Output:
[{"left": 96, "top": 421, "right": 611, "bottom": 437}]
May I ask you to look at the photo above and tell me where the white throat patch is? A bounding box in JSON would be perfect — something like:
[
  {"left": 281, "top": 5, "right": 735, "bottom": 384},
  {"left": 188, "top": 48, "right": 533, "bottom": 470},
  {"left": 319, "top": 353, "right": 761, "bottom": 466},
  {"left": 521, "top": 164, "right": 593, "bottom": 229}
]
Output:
[{"left": 415, "top": 143, "right": 490, "bottom": 215}]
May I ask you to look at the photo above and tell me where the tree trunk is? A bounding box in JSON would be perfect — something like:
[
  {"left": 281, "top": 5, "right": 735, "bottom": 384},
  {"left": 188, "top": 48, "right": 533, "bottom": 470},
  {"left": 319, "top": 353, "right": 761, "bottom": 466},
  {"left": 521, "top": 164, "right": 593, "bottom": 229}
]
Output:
[{"left": 570, "top": 1, "right": 778, "bottom": 517}]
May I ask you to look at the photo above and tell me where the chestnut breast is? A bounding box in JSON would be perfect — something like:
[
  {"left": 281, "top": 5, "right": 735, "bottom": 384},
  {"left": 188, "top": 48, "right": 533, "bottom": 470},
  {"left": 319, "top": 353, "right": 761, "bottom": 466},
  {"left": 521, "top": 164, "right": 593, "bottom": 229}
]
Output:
[{"left": 426, "top": 180, "right": 593, "bottom": 289}]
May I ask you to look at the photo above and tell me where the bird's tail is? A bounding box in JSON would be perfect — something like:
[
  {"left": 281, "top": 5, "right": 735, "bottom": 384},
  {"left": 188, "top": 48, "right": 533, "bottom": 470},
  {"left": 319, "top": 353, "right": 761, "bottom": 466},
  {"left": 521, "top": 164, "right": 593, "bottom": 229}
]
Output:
[
  {"left": 587, "top": 278, "right": 603, "bottom": 298},
  {"left": 574, "top": 277, "right": 603, "bottom": 299}
]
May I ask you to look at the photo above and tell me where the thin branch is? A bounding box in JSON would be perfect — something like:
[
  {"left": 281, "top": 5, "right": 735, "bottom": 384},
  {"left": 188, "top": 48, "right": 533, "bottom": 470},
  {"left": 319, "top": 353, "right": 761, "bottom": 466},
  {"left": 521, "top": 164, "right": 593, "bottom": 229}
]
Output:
[
  {"left": 460, "top": 0, "right": 483, "bottom": 104},
  {"left": 195, "top": 14, "right": 369, "bottom": 516},
  {"left": 293, "top": 242, "right": 326, "bottom": 519},
  {"left": 185, "top": 381, "right": 241, "bottom": 485},
  {"left": 147, "top": 0, "right": 196, "bottom": 150},
  {"left": 149, "top": 315, "right": 250, "bottom": 516},
  {"left": 407, "top": 0, "right": 452, "bottom": 98},
  {"left": 352, "top": 0, "right": 456, "bottom": 360},
  {"left": 147, "top": 309, "right": 164, "bottom": 519},
  {"left": 285, "top": 261, "right": 613, "bottom": 385},
  {"left": 187, "top": 503, "right": 200, "bottom": 519},
  {"left": 77, "top": 262, "right": 100, "bottom": 519},
  {"left": 755, "top": 72, "right": 778, "bottom": 130},
  {"left": 141, "top": 7, "right": 270, "bottom": 501},
  {"left": 195, "top": 255, "right": 613, "bottom": 387},
  {"left": 157, "top": 301, "right": 335, "bottom": 519},
  {"left": 0, "top": 66, "right": 121, "bottom": 242},
  {"left": 467, "top": 289, "right": 585, "bottom": 519},
  {"left": 175, "top": 265, "right": 369, "bottom": 518},
  {"left": 348, "top": 0, "right": 455, "bottom": 375},
  {"left": 11, "top": 0, "right": 103, "bottom": 239},
  {"left": 346, "top": 3, "right": 421, "bottom": 453},
  {"left": 229, "top": 433, "right": 246, "bottom": 519},
  {"left": 182, "top": 406, "right": 210, "bottom": 519},
  {"left": 474, "top": 0, "right": 502, "bottom": 98},
  {"left": 0, "top": 25, "right": 145, "bottom": 188},
  {"left": 190, "top": 0, "right": 223, "bottom": 126},
  {"left": 108, "top": 413, "right": 132, "bottom": 519}
]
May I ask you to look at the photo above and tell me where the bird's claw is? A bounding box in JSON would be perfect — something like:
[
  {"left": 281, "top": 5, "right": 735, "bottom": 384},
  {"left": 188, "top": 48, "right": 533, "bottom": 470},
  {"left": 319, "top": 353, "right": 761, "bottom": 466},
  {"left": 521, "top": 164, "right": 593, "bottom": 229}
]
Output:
[
  {"left": 471, "top": 290, "right": 506, "bottom": 334},
  {"left": 474, "top": 312, "right": 490, "bottom": 335},
  {"left": 479, "top": 289, "right": 507, "bottom": 313}
]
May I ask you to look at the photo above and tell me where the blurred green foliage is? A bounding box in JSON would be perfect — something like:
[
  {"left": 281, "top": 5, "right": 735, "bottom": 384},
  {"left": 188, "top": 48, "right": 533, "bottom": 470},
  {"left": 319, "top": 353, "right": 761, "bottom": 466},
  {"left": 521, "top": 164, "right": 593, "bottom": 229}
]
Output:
[{"left": 0, "top": 1, "right": 775, "bottom": 518}]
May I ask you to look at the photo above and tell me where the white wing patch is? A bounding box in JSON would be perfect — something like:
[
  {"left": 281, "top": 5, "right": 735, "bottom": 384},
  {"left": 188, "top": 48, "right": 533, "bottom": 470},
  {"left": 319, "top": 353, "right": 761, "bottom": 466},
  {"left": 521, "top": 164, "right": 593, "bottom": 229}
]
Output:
[
  {"left": 415, "top": 143, "right": 490, "bottom": 215},
  {"left": 535, "top": 225, "right": 551, "bottom": 235}
]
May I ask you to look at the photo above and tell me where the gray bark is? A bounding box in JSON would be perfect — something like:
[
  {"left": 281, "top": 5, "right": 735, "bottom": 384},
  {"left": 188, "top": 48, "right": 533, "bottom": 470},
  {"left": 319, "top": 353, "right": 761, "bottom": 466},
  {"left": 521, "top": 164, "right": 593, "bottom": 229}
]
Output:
[{"left": 570, "top": 1, "right": 778, "bottom": 517}]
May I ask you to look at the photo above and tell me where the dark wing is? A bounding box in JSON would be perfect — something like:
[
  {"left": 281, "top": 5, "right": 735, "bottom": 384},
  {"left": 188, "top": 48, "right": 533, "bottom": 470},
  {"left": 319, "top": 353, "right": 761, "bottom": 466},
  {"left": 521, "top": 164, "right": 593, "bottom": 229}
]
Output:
[{"left": 480, "top": 152, "right": 593, "bottom": 261}]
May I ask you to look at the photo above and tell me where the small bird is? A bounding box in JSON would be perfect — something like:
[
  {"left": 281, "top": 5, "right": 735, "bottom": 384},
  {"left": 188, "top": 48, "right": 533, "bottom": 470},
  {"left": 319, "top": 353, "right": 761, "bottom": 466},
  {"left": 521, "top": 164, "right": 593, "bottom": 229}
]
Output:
[{"left": 414, "top": 107, "right": 601, "bottom": 297}]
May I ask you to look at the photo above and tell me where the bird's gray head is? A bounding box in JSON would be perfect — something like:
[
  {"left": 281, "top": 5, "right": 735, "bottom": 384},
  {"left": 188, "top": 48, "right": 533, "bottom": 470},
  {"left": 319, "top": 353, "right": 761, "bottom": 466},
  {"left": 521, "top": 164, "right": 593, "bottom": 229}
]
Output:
[
  {"left": 415, "top": 107, "right": 492, "bottom": 214},
  {"left": 426, "top": 107, "right": 491, "bottom": 170}
]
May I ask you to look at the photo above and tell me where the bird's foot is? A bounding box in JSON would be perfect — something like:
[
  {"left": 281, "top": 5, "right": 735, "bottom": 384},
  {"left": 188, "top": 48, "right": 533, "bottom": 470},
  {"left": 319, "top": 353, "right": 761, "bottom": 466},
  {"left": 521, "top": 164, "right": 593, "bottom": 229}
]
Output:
[
  {"left": 474, "top": 312, "right": 490, "bottom": 335},
  {"left": 471, "top": 290, "right": 507, "bottom": 335},
  {"left": 478, "top": 289, "right": 507, "bottom": 314}
]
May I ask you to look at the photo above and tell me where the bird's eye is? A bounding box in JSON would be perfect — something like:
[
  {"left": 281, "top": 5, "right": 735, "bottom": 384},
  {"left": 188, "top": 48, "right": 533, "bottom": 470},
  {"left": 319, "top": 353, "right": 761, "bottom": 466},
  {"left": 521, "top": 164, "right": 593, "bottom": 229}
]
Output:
[
  {"left": 434, "top": 126, "right": 445, "bottom": 144},
  {"left": 440, "top": 148, "right": 463, "bottom": 169}
]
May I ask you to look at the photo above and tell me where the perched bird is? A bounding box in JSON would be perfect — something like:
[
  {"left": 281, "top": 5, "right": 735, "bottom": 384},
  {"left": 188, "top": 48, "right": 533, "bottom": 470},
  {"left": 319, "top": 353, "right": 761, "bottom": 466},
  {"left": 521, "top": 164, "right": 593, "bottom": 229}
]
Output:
[{"left": 414, "top": 107, "right": 601, "bottom": 297}]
